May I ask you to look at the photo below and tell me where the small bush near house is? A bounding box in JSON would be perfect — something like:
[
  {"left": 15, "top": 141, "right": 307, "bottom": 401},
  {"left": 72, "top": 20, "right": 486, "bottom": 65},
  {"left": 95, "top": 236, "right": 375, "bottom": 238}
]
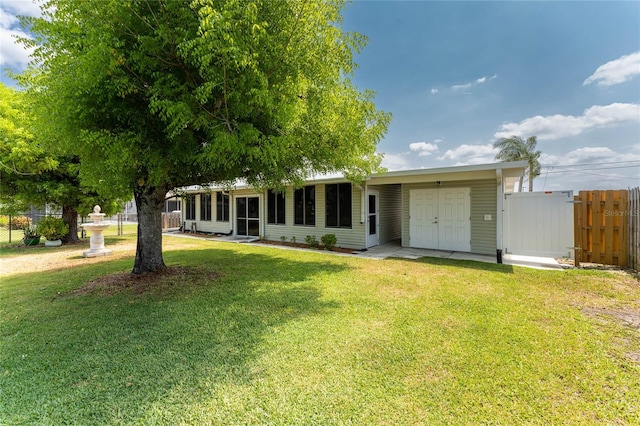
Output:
[
  {"left": 320, "top": 234, "right": 337, "bottom": 250},
  {"left": 304, "top": 235, "right": 319, "bottom": 249},
  {"left": 0, "top": 216, "right": 9, "bottom": 228},
  {"left": 10, "top": 216, "right": 31, "bottom": 230}
]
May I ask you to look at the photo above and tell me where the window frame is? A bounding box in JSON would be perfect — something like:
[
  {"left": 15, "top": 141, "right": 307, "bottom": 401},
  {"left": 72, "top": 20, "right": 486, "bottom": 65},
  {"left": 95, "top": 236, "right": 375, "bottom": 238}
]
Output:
[
  {"left": 267, "top": 189, "right": 286, "bottom": 225},
  {"left": 184, "top": 194, "right": 196, "bottom": 221},
  {"left": 325, "top": 183, "right": 352, "bottom": 229},
  {"left": 294, "top": 185, "right": 316, "bottom": 226},
  {"left": 200, "top": 193, "right": 212, "bottom": 221},
  {"left": 216, "top": 192, "right": 230, "bottom": 222}
]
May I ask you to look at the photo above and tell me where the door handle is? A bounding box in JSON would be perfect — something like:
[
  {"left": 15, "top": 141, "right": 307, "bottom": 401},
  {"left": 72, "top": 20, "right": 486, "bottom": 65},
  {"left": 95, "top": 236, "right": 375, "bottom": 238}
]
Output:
[{"left": 433, "top": 217, "right": 438, "bottom": 224}]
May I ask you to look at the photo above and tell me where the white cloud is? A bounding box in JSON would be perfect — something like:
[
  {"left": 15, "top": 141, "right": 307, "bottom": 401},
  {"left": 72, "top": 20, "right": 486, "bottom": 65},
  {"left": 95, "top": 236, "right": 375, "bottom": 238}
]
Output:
[
  {"left": 451, "top": 83, "right": 472, "bottom": 91},
  {"left": 0, "top": 1, "right": 40, "bottom": 69},
  {"left": 430, "top": 88, "right": 438, "bottom": 94},
  {"left": 583, "top": 51, "right": 640, "bottom": 87},
  {"left": 537, "top": 146, "right": 640, "bottom": 191},
  {"left": 0, "top": 0, "right": 41, "bottom": 17},
  {"left": 0, "top": 26, "right": 33, "bottom": 68},
  {"left": 380, "top": 152, "right": 413, "bottom": 171},
  {"left": 541, "top": 146, "right": 640, "bottom": 166},
  {"left": 495, "top": 103, "right": 640, "bottom": 140},
  {"left": 437, "top": 143, "right": 498, "bottom": 165},
  {"left": 451, "top": 74, "right": 497, "bottom": 92},
  {"left": 409, "top": 141, "right": 439, "bottom": 157}
]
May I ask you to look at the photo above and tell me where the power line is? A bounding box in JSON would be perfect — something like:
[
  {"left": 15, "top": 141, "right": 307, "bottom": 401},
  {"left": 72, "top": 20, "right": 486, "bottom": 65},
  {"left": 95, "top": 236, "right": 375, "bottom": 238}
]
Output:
[
  {"left": 543, "top": 165, "right": 640, "bottom": 174},
  {"left": 541, "top": 160, "right": 640, "bottom": 168}
]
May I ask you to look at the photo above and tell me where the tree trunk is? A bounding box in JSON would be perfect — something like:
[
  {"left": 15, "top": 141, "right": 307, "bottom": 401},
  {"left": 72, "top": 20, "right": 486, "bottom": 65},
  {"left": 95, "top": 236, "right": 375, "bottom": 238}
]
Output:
[
  {"left": 528, "top": 171, "right": 534, "bottom": 192},
  {"left": 62, "top": 205, "right": 79, "bottom": 243},
  {"left": 132, "top": 185, "right": 167, "bottom": 274}
]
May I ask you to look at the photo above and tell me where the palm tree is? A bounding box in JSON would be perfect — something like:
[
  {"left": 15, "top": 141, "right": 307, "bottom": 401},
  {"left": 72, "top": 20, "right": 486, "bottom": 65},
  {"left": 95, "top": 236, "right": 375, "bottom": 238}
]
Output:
[{"left": 494, "top": 135, "right": 541, "bottom": 192}]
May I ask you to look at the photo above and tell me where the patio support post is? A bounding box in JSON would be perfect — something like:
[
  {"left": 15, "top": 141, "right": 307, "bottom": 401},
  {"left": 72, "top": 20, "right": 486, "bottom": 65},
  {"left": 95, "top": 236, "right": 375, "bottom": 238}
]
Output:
[{"left": 496, "top": 168, "right": 504, "bottom": 264}]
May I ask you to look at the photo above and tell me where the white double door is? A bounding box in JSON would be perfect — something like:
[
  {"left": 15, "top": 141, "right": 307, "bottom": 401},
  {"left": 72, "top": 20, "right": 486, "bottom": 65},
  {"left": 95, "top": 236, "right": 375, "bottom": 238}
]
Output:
[{"left": 409, "top": 188, "right": 471, "bottom": 252}]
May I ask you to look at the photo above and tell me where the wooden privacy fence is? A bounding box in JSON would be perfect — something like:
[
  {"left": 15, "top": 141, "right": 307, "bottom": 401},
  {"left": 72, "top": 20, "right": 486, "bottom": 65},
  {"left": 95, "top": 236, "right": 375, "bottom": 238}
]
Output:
[
  {"left": 574, "top": 189, "right": 639, "bottom": 268},
  {"left": 162, "top": 212, "right": 181, "bottom": 229},
  {"left": 630, "top": 187, "right": 640, "bottom": 270}
]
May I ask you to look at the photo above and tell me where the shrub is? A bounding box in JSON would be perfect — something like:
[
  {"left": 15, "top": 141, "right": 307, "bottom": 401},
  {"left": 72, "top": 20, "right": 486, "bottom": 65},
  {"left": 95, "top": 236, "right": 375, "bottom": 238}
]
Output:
[
  {"left": 304, "top": 235, "right": 319, "bottom": 249},
  {"left": 290, "top": 236, "right": 296, "bottom": 244},
  {"left": 0, "top": 216, "right": 9, "bottom": 228},
  {"left": 11, "top": 216, "right": 31, "bottom": 230},
  {"left": 320, "top": 234, "right": 337, "bottom": 250},
  {"left": 23, "top": 225, "right": 40, "bottom": 239},
  {"left": 37, "top": 216, "right": 69, "bottom": 240}
]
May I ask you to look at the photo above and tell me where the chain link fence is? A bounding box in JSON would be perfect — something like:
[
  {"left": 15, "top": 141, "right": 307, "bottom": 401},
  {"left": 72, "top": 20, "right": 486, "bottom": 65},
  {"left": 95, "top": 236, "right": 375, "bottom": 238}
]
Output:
[{"left": 1, "top": 212, "right": 140, "bottom": 244}]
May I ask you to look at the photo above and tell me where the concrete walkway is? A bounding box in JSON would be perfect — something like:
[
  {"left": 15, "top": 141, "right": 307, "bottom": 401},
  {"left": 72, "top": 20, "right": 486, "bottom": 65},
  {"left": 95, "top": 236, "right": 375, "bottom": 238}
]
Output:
[
  {"left": 165, "top": 231, "right": 564, "bottom": 270},
  {"left": 355, "top": 241, "right": 564, "bottom": 270}
]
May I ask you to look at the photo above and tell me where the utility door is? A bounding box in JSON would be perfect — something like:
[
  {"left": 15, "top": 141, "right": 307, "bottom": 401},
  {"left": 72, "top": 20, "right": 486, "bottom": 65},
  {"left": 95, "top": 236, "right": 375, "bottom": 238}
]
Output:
[
  {"left": 410, "top": 188, "right": 471, "bottom": 252},
  {"left": 366, "top": 190, "right": 380, "bottom": 248},
  {"left": 409, "top": 189, "right": 439, "bottom": 249}
]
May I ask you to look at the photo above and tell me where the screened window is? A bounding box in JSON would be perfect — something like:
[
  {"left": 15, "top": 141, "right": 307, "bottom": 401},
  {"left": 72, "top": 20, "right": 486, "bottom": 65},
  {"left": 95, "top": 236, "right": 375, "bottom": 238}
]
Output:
[
  {"left": 267, "top": 190, "right": 286, "bottom": 225},
  {"left": 216, "top": 192, "right": 229, "bottom": 222},
  {"left": 184, "top": 195, "right": 196, "bottom": 221},
  {"left": 325, "top": 183, "right": 352, "bottom": 228},
  {"left": 294, "top": 186, "right": 315, "bottom": 226},
  {"left": 200, "top": 193, "right": 212, "bottom": 221}
]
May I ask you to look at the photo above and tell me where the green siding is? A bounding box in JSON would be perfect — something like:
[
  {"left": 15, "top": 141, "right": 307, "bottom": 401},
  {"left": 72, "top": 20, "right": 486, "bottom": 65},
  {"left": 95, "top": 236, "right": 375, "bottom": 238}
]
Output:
[
  {"left": 401, "top": 179, "right": 497, "bottom": 255},
  {"left": 264, "top": 184, "right": 366, "bottom": 249}
]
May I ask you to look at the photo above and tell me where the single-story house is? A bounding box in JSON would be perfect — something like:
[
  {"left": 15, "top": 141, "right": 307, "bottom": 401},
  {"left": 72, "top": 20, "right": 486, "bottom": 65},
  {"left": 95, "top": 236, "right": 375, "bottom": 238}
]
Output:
[{"left": 178, "top": 161, "right": 528, "bottom": 261}]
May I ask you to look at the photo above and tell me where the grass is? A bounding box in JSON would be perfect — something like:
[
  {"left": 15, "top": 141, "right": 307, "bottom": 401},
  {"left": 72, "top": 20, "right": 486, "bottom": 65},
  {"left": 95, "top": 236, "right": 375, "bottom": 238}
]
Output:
[{"left": 1, "top": 235, "right": 639, "bottom": 424}]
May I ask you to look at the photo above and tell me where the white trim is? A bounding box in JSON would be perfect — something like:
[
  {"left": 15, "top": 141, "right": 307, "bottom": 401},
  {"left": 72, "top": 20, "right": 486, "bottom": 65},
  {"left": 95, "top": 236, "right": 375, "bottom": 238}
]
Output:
[{"left": 366, "top": 189, "right": 380, "bottom": 248}]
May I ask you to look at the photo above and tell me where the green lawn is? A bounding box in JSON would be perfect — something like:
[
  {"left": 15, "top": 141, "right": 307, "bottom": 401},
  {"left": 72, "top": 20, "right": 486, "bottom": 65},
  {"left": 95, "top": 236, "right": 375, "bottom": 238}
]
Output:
[{"left": 1, "top": 235, "right": 639, "bottom": 425}]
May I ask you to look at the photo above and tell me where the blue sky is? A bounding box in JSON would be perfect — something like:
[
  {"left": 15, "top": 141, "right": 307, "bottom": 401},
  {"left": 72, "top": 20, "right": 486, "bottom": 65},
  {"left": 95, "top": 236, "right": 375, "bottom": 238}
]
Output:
[
  {"left": 1, "top": 0, "right": 639, "bottom": 191},
  {"left": 341, "top": 1, "right": 640, "bottom": 191}
]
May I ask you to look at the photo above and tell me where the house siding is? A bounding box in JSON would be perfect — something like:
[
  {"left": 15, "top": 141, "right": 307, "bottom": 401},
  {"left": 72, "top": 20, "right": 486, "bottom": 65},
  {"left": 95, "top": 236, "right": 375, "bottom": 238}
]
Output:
[
  {"left": 401, "top": 179, "right": 497, "bottom": 255},
  {"left": 264, "top": 184, "right": 366, "bottom": 249}
]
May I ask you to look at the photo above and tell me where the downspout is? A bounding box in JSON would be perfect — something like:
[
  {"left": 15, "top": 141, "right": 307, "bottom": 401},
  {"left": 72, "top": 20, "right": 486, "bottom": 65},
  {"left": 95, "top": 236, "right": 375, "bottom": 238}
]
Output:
[
  {"left": 496, "top": 168, "right": 504, "bottom": 264},
  {"left": 361, "top": 183, "right": 367, "bottom": 225}
]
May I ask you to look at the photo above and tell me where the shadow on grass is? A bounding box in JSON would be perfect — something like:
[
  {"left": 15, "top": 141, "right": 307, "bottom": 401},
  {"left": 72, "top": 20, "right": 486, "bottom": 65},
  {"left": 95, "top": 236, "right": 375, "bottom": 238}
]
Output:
[
  {"left": 407, "top": 255, "right": 515, "bottom": 274},
  {"left": 0, "top": 245, "right": 348, "bottom": 424}
]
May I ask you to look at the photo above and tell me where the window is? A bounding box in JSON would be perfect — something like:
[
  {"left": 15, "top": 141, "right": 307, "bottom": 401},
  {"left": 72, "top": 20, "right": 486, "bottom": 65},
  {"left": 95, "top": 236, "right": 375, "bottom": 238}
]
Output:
[
  {"left": 185, "top": 195, "right": 196, "bottom": 220},
  {"left": 294, "top": 186, "right": 315, "bottom": 226},
  {"left": 267, "top": 190, "right": 286, "bottom": 225},
  {"left": 200, "top": 193, "right": 212, "bottom": 221},
  {"left": 326, "top": 183, "right": 352, "bottom": 228},
  {"left": 165, "top": 198, "right": 181, "bottom": 213},
  {"left": 216, "top": 192, "right": 229, "bottom": 222}
]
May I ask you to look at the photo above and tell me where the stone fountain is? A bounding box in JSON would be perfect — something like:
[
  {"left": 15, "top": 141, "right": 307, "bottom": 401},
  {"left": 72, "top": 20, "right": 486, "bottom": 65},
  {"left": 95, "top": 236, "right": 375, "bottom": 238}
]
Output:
[{"left": 81, "top": 205, "right": 113, "bottom": 258}]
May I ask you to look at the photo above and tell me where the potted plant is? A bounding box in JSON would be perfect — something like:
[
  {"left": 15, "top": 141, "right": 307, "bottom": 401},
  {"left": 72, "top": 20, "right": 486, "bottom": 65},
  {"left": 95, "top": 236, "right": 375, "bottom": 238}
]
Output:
[
  {"left": 37, "top": 216, "right": 69, "bottom": 247},
  {"left": 23, "top": 224, "right": 41, "bottom": 246}
]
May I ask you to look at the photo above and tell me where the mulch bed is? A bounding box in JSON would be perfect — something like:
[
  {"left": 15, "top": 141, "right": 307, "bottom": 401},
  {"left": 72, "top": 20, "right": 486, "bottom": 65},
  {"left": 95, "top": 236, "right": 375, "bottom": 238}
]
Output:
[
  {"left": 70, "top": 266, "right": 221, "bottom": 296},
  {"left": 257, "top": 239, "right": 357, "bottom": 254}
]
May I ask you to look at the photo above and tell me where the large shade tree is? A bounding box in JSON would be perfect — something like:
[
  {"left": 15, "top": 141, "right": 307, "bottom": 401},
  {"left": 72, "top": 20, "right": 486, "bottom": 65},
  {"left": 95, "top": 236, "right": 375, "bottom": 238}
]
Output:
[
  {"left": 493, "top": 135, "right": 542, "bottom": 192},
  {"left": 0, "top": 83, "right": 120, "bottom": 242},
  {"left": 19, "top": 0, "right": 390, "bottom": 273}
]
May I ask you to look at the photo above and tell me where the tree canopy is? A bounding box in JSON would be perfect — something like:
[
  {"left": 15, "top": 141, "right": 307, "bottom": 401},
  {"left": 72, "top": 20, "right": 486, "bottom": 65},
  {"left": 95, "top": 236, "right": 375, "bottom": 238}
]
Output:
[
  {"left": 18, "top": 0, "right": 390, "bottom": 272},
  {"left": 0, "top": 83, "right": 121, "bottom": 241},
  {"left": 494, "top": 135, "right": 541, "bottom": 192}
]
